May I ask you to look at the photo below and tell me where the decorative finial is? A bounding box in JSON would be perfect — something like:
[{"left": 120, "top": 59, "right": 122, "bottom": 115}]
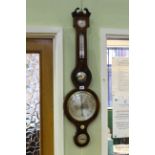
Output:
[{"left": 72, "top": 8, "right": 91, "bottom": 17}]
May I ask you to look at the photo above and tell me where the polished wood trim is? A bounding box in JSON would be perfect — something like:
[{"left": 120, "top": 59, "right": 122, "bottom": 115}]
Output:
[{"left": 26, "top": 38, "right": 53, "bottom": 155}]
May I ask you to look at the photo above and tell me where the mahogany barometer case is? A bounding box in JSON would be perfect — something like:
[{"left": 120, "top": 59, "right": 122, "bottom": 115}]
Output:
[{"left": 64, "top": 8, "right": 100, "bottom": 147}]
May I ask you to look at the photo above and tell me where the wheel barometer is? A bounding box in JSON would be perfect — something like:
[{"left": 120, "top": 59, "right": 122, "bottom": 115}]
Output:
[{"left": 64, "top": 8, "right": 100, "bottom": 147}]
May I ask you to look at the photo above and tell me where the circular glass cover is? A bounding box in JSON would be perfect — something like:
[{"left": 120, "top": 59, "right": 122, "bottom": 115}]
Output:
[{"left": 67, "top": 91, "right": 97, "bottom": 121}]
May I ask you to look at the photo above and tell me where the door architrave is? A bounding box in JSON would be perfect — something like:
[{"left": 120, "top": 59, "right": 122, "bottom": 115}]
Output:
[{"left": 27, "top": 26, "right": 64, "bottom": 155}]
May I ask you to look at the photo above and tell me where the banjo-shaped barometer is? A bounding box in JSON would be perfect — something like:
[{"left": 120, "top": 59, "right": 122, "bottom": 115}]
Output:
[{"left": 64, "top": 8, "right": 100, "bottom": 147}]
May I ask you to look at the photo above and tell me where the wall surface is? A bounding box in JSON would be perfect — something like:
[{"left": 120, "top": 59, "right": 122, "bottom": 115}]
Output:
[{"left": 27, "top": 0, "right": 129, "bottom": 155}]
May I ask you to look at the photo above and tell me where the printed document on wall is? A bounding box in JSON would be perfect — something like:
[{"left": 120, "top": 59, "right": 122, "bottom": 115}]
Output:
[{"left": 112, "top": 58, "right": 129, "bottom": 138}]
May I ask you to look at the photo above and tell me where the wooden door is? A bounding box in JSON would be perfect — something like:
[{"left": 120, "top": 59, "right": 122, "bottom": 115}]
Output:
[{"left": 26, "top": 38, "right": 54, "bottom": 155}]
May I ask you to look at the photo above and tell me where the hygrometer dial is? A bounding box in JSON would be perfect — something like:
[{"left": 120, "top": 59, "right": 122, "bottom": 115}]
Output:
[{"left": 76, "top": 72, "right": 87, "bottom": 83}]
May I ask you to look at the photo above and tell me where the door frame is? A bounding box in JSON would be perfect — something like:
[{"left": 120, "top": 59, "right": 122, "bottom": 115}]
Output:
[
  {"left": 27, "top": 26, "right": 64, "bottom": 155},
  {"left": 100, "top": 28, "right": 129, "bottom": 155}
]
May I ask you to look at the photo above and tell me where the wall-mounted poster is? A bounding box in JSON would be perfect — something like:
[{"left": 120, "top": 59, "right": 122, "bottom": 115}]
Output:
[{"left": 112, "top": 58, "right": 129, "bottom": 138}]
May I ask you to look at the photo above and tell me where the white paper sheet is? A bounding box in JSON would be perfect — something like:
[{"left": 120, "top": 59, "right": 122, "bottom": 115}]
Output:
[{"left": 112, "top": 58, "right": 129, "bottom": 138}]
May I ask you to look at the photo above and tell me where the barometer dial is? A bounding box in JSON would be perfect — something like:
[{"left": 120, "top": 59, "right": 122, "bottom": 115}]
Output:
[{"left": 67, "top": 91, "right": 96, "bottom": 121}]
